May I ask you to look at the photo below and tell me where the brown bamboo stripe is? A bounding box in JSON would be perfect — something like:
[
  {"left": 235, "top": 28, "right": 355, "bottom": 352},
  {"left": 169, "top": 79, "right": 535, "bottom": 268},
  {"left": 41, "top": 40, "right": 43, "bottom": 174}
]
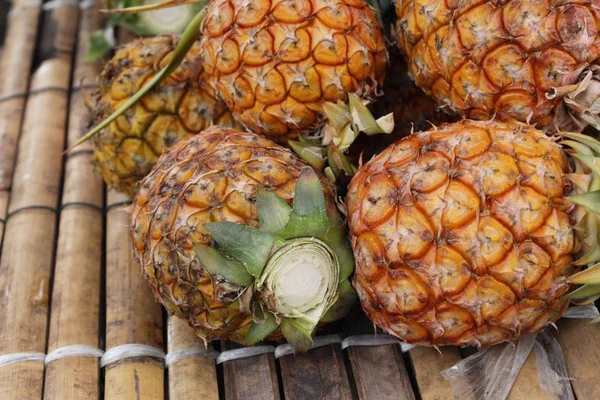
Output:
[
  {"left": 105, "top": 191, "right": 164, "bottom": 399},
  {"left": 105, "top": 199, "right": 133, "bottom": 212},
  {"left": 0, "top": 93, "right": 27, "bottom": 104},
  {"left": 65, "top": 149, "right": 94, "bottom": 158}
]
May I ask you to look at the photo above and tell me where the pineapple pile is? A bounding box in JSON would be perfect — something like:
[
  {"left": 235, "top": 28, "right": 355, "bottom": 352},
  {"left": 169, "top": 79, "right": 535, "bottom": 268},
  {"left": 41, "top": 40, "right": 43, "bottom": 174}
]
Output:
[
  {"left": 93, "top": 35, "right": 234, "bottom": 196},
  {"left": 394, "top": 0, "right": 600, "bottom": 132},
  {"left": 131, "top": 127, "right": 356, "bottom": 348}
]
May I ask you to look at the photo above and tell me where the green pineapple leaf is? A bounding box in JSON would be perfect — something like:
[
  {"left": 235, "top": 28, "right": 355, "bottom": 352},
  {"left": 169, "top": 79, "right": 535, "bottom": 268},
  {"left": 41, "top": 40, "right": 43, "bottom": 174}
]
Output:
[
  {"left": 320, "top": 279, "right": 357, "bottom": 323},
  {"left": 563, "top": 283, "right": 600, "bottom": 300},
  {"left": 193, "top": 244, "right": 253, "bottom": 287},
  {"left": 280, "top": 318, "right": 315, "bottom": 352},
  {"left": 256, "top": 187, "right": 291, "bottom": 234},
  {"left": 569, "top": 261, "right": 600, "bottom": 285},
  {"left": 569, "top": 190, "right": 600, "bottom": 216},
  {"left": 246, "top": 310, "right": 279, "bottom": 346},
  {"left": 205, "top": 222, "right": 285, "bottom": 279},
  {"left": 563, "top": 132, "right": 600, "bottom": 155}
]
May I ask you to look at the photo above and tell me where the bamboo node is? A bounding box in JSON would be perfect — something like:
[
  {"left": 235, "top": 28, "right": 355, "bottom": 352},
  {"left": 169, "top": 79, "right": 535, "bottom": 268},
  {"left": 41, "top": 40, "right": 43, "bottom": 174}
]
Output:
[
  {"left": 165, "top": 347, "right": 219, "bottom": 367},
  {"left": 216, "top": 346, "right": 275, "bottom": 365},
  {"left": 42, "top": 0, "right": 80, "bottom": 10}
]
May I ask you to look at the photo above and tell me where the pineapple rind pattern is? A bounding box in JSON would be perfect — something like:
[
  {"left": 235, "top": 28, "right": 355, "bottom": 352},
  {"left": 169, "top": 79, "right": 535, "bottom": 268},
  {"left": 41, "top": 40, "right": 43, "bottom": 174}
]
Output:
[
  {"left": 395, "top": 0, "right": 600, "bottom": 131},
  {"left": 347, "top": 120, "right": 576, "bottom": 346},
  {"left": 130, "top": 127, "right": 337, "bottom": 344},
  {"left": 93, "top": 36, "right": 234, "bottom": 196}
]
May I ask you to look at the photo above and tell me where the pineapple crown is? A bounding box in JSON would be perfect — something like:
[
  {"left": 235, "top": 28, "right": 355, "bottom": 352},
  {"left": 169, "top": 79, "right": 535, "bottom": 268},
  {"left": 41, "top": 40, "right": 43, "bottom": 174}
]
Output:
[
  {"left": 194, "top": 168, "right": 356, "bottom": 350},
  {"left": 561, "top": 132, "right": 600, "bottom": 315}
]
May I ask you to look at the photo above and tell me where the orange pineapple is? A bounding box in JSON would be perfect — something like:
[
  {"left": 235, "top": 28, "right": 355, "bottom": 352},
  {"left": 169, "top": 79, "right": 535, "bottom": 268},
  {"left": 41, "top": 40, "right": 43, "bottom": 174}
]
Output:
[
  {"left": 394, "top": 0, "right": 600, "bottom": 132},
  {"left": 347, "top": 119, "right": 600, "bottom": 346}
]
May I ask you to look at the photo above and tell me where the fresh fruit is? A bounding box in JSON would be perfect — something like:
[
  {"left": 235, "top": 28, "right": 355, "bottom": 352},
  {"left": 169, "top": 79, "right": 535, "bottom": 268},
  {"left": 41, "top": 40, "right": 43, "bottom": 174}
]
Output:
[
  {"left": 130, "top": 127, "right": 356, "bottom": 348},
  {"left": 394, "top": 0, "right": 600, "bottom": 132},
  {"left": 92, "top": 35, "right": 235, "bottom": 196},
  {"left": 346, "top": 119, "right": 600, "bottom": 346},
  {"left": 199, "top": 0, "right": 388, "bottom": 141}
]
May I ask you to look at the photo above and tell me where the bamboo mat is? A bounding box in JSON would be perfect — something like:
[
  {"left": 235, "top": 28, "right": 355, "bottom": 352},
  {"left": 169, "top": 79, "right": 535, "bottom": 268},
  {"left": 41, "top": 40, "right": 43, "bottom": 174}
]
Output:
[{"left": 0, "top": 1, "right": 600, "bottom": 399}]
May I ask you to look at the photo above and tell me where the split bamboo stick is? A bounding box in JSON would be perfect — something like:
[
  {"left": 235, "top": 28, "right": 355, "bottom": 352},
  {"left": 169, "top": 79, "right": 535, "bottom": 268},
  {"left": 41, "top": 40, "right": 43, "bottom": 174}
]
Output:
[
  {"left": 0, "top": 56, "right": 72, "bottom": 400},
  {"left": 408, "top": 346, "right": 461, "bottom": 400},
  {"left": 167, "top": 317, "right": 219, "bottom": 400},
  {"left": 0, "top": 0, "right": 42, "bottom": 245},
  {"left": 104, "top": 191, "right": 165, "bottom": 400},
  {"left": 43, "top": 2, "right": 105, "bottom": 399}
]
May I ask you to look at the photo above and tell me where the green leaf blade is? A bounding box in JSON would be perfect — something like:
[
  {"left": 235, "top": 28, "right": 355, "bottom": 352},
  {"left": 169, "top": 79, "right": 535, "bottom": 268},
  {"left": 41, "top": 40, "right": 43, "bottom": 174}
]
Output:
[
  {"left": 193, "top": 244, "right": 253, "bottom": 287},
  {"left": 246, "top": 311, "right": 279, "bottom": 346},
  {"left": 256, "top": 187, "right": 291, "bottom": 234}
]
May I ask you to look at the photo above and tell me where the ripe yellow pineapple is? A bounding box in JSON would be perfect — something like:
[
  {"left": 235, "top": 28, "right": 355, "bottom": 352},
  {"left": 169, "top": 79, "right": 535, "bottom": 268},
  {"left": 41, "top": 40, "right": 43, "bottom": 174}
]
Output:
[
  {"left": 199, "top": 0, "right": 388, "bottom": 141},
  {"left": 131, "top": 127, "right": 356, "bottom": 348},
  {"left": 346, "top": 119, "right": 600, "bottom": 346},
  {"left": 394, "top": 0, "right": 600, "bottom": 132},
  {"left": 92, "top": 35, "right": 235, "bottom": 196}
]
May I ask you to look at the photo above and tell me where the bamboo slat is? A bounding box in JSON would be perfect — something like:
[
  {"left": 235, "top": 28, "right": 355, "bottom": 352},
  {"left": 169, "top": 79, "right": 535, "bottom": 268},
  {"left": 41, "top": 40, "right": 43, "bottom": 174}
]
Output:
[
  {"left": 43, "top": 2, "right": 105, "bottom": 399},
  {"left": 344, "top": 309, "right": 416, "bottom": 400},
  {"left": 279, "top": 341, "right": 352, "bottom": 400},
  {"left": 0, "top": 0, "right": 42, "bottom": 249},
  {"left": 105, "top": 191, "right": 165, "bottom": 400},
  {"left": 0, "top": 57, "right": 72, "bottom": 400},
  {"left": 556, "top": 318, "right": 600, "bottom": 399},
  {"left": 222, "top": 341, "right": 280, "bottom": 400},
  {"left": 167, "top": 317, "right": 219, "bottom": 400},
  {"left": 408, "top": 346, "right": 461, "bottom": 400}
]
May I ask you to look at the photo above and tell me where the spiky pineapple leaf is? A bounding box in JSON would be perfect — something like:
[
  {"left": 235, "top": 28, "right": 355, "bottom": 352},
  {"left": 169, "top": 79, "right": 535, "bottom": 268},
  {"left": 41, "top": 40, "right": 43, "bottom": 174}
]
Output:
[
  {"left": 348, "top": 93, "right": 394, "bottom": 135},
  {"left": 569, "top": 262, "right": 600, "bottom": 284},
  {"left": 563, "top": 132, "right": 600, "bottom": 155},
  {"left": 256, "top": 187, "right": 291, "bottom": 234},
  {"left": 246, "top": 310, "right": 279, "bottom": 346},
  {"left": 563, "top": 284, "right": 600, "bottom": 300},
  {"left": 569, "top": 190, "right": 600, "bottom": 216},
  {"left": 320, "top": 279, "right": 357, "bottom": 323},
  {"left": 193, "top": 244, "right": 253, "bottom": 287},
  {"left": 561, "top": 140, "right": 594, "bottom": 156},
  {"left": 205, "top": 222, "right": 285, "bottom": 279},
  {"left": 571, "top": 154, "right": 600, "bottom": 178},
  {"left": 276, "top": 168, "right": 329, "bottom": 239},
  {"left": 288, "top": 141, "right": 326, "bottom": 170},
  {"left": 69, "top": 8, "right": 206, "bottom": 151}
]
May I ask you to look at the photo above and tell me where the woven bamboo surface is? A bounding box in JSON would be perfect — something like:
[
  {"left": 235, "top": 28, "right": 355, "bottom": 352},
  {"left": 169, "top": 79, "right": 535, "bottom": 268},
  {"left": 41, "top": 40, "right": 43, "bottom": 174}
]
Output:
[{"left": 1, "top": 1, "right": 600, "bottom": 399}]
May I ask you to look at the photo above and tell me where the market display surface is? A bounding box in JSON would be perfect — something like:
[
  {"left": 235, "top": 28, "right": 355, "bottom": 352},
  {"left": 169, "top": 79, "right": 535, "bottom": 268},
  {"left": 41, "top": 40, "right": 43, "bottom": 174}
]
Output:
[{"left": 1, "top": 0, "right": 600, "bottom": 399}]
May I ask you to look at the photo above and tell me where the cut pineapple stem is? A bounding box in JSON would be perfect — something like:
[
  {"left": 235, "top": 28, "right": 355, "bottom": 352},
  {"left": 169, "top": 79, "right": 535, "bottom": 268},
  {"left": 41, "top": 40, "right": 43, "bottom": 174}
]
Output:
[{"left": 68, "top": 7, "right": 206, "bottom": 151}]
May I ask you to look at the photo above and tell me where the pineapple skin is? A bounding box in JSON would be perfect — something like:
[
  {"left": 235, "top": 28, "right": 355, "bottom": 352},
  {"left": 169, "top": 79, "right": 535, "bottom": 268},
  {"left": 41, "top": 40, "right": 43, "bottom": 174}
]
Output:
[
  {"left": 347, "top": 120, "right": 576, "bottom": 346},
  {"left": 394, "top": 0, "right": 600, "bottom": 131},
  {"left": 199, "top": 0, "right": 388, "bottom": 141},
  {"left": 130, "top": 127, "right": 337, "bottom": 345},
  {"left": 93, "top": 36, "right": 234, "bottom": 197}
]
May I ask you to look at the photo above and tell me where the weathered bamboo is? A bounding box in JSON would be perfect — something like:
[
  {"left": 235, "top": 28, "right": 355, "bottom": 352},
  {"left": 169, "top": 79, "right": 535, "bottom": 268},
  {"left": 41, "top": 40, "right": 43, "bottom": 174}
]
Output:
[
  {"left": 167, "top": 317, "right": 219, "bottom": 400},
  {"left": 409, "top": 346, "right": 461, "bottom": 400},
  {"left": 222, "top": 341, "right": 280, "bottom": 400},
  {"left": 556, "top": 319, "right": 600, "bottom": 399},
  {"left": 0, "top": 57, "right": 72, "bottom": 400},
  {"left": 43, "top": 2, "right": 105, "bottom": 399},
  {"left": 344, "top": 309, "right": 416, "bottom": 400},
  {"left": 104, "top": 191, "right": 165, "bottom": 400},
  {"left": 0, "top": 0, "right": 42, "bottom": 243}
]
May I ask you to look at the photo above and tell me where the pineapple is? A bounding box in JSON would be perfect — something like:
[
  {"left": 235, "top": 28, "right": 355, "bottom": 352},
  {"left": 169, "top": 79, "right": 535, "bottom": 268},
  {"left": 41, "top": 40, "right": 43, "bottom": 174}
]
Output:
[
  {"left": 394, "top": 0, "right": 600, "bottom": 132},
  {"left": 92, "top": 35, "right": 235, "bottom": 196},
  {"left": 346, "top": 119, "right": 600, "bottom": 346},
  {"left": 199, "top": 0, "right": 388, "bottom": 141},
  {"left": 131, "top": 127, "right": 356, "bottom": 349}
]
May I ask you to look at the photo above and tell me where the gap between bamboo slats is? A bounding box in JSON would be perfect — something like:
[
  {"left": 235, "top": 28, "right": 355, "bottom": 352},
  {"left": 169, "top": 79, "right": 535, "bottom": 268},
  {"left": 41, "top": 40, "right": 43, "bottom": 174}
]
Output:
[
  {"left": 0, "top": 7, "right": 76, "bottom": 397},
  {"left": 0, "top": 0, "right": 42, "bottom": 247},
  {"left": 43, "top": 2, "right": 105, "bottom": 399},
  {"left": 344, "top": 308, "right": 416, "bottom": 400},
  {"left": 104, "top": 191, "right": 164, "bottom": 400}
]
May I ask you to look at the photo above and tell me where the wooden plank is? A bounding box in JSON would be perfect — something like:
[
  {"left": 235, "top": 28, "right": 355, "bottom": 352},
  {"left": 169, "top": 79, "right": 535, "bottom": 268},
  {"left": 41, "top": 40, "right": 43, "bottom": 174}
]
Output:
[
  {"left": 507, "top": 349, "right": 546, "bottom": 400},
  {"left": 104, "top": 191, "right": 165, "bottom": 400},
  {"left": 43, "top": 4, "right": 104, "bottom": 397},
  {"left": 279, "top": 341, "right": 352, "bottom": 400},
  {"left": 556, "top": 318, "right": 600, "bottom": 400},
  {"left": 408, "top": 346, "right": 461, "bottom": 400},
  {"left": 167, "top": 317, "right": 219, "bottom": 400},
  {"left": 222, "top": 342, "right": 280, "bottom": 400},
  {"left": 344, "top": 308, "right": 416, "bottom": 400}
]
